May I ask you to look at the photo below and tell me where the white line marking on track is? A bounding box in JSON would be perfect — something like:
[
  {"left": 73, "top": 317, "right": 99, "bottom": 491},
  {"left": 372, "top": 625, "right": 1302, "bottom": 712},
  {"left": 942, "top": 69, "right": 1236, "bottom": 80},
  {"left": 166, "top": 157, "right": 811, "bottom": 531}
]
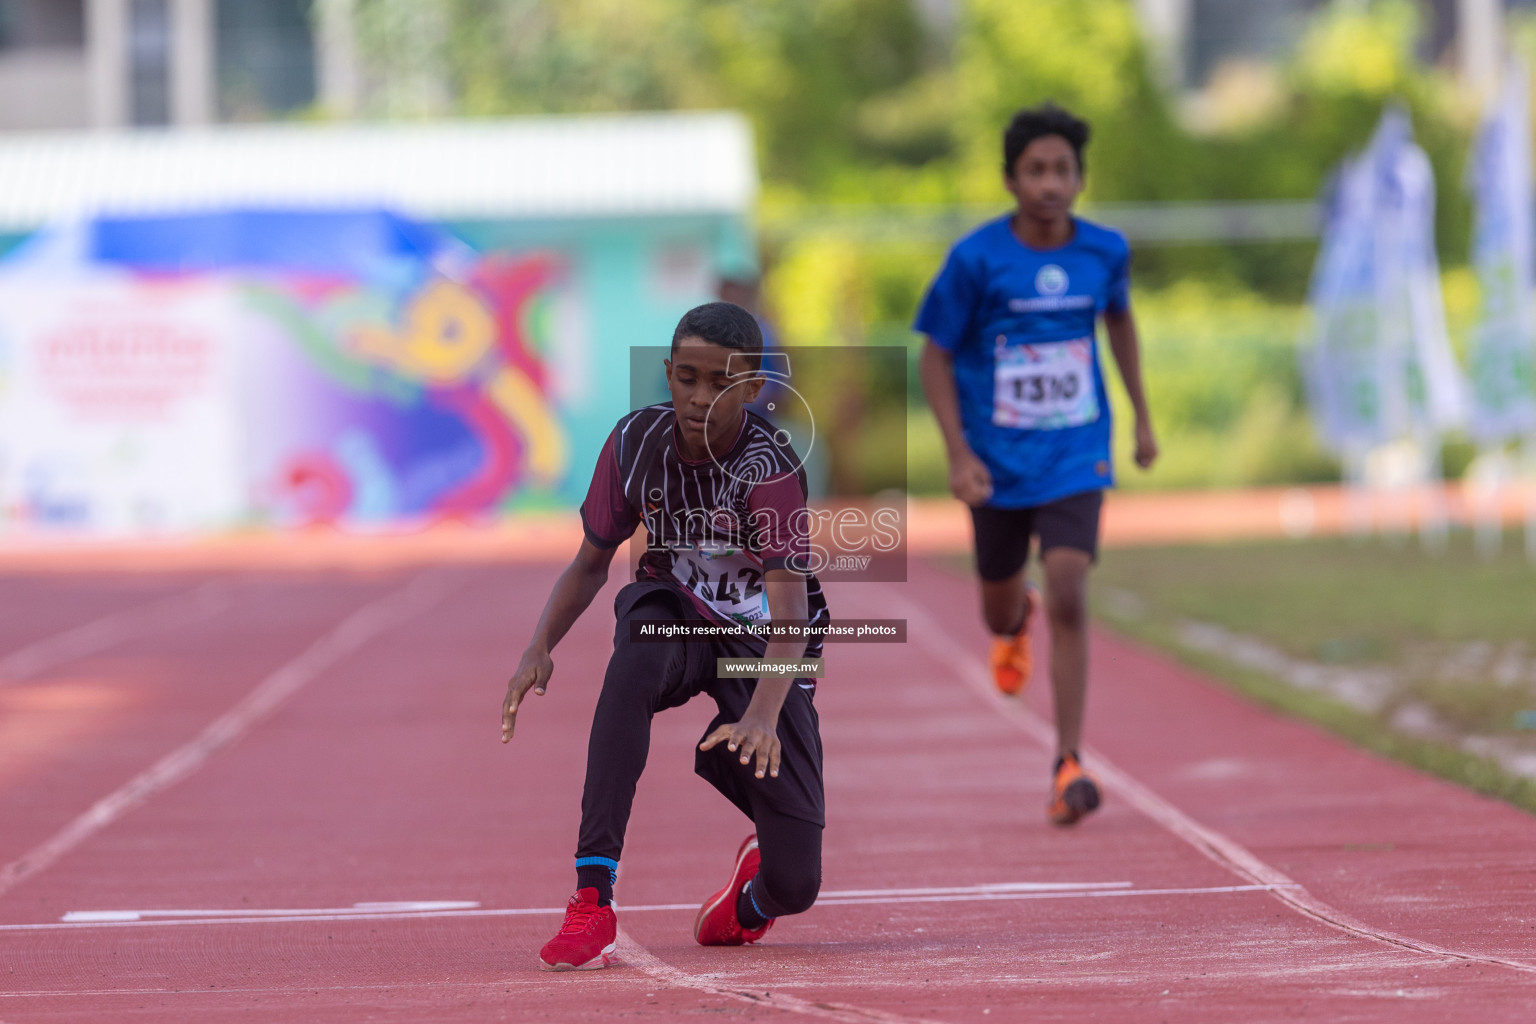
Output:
[
  {"left": 892, "top": 589, "right": 1536, "bottom": 977},
  {"left": 813, "top": 883, "right": 1290, "bottom": 907},
  {"left": 0, "top": 581, "right": 232, "bottom": 684},
  {"left": 817, "top": 880, "right": 1132, "bottom": 897},
  {"left": 0, "top": 954, "right": 1452, "bottom": 1001},
  {"left": 0, "top": 978, "right": 668, "bottom": 1001},
  {"left": 62, "top": 900, "right": 481, "bottom": 922},
  {"left": 617, "top": 926, "right": 947, "bottom": 1024},
  {"left": 0, "top": 571, "right": 456, "bottom": 903},
  {"left": 4, "top": 883, "right": 1291, "bottom": 933}
]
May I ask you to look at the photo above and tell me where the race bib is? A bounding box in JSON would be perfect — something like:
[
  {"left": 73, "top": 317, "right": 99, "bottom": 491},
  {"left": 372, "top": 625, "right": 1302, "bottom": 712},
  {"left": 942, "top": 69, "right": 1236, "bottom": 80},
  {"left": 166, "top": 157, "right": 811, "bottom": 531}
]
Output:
[
  {"left": 992, "top": 337, "right": 1100, "bottom": 429},
  {"left": 669, "top": 543, "right": 770, "bottom": 624}
]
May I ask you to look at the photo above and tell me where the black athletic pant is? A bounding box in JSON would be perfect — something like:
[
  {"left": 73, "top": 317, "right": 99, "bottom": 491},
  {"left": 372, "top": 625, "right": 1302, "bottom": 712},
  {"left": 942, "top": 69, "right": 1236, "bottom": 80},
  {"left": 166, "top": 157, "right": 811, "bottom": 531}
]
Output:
[{"left": 575, "top": 594, "right": 822, "bottom": 918}]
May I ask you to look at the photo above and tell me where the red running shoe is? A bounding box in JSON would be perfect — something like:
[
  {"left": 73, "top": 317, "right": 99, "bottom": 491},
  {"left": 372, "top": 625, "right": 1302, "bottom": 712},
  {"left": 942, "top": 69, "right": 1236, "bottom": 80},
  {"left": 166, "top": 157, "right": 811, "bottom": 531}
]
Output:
[
  {"left": 693, "top": 834, "right": 773, "bottom": 946},
  {"left": 539, "top": 888, "right": 617, "bottom": 971}
]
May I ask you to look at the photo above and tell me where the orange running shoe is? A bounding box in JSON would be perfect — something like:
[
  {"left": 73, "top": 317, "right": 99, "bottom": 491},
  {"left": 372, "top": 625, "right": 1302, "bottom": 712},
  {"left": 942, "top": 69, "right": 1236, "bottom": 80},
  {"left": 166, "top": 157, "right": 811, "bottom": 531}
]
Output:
[
  {"left": 1048, "top": 752, "right": 1102, "bottom": 826},
  {"left": 989, "top": 584, "right": 1039, "bottom": 696}
]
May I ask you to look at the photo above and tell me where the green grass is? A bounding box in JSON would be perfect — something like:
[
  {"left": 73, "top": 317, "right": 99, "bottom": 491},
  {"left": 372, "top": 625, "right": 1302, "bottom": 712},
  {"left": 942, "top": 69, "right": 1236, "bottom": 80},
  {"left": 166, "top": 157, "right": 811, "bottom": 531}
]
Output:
[
  {"left": 1082, "top": 531, "right": 1536, "bottom": 815},
  {"left": 1096, "top": 532, "right": 1536, "bottom": 660}
]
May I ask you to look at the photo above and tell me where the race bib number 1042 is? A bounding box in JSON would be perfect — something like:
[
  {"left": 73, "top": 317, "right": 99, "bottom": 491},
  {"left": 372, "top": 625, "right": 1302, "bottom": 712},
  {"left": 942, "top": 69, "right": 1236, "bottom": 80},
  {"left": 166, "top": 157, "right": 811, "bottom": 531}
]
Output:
[
  {"left": 669, "top": 544, "right": 770, "bottom": 624},
  {"left": 992, "top": 337, "right": 1101, "bottom": 430}
]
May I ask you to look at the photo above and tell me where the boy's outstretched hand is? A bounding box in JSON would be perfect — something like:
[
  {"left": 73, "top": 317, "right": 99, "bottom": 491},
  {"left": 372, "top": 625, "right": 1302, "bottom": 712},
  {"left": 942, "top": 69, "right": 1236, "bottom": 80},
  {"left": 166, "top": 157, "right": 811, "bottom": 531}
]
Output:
[
  {"left": 699, "top": 714, "right": 781, "bottom": 780},
  {"left": 501, "top": 646, "right": 553, "bottom": 743}
]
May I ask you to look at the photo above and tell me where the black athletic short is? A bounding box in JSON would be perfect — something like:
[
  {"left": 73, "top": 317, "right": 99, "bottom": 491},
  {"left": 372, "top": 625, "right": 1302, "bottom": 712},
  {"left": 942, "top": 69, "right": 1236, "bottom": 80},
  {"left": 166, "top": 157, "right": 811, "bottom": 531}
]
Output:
[
  {"left": 968, "top": 489, "right": 1104, "bottom": 582},
  {"left": 613, "top": 581, "right": 826, "bottom": 827}
]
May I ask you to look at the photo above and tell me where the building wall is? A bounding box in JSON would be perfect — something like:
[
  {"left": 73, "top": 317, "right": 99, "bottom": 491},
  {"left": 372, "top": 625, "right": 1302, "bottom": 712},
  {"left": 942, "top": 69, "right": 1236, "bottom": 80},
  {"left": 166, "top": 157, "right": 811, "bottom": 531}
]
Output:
[
  {"left": 0, "top": 0, "right": 316, "bottom": 131},
  {"left": 1140, "top": 0, "right": 1523, "bottom": 96},
  {"left": 1184, "top": 0, "right": 1327, "bottom": 89},
  {"left": 0, "top": 0, "right": 89, "bottom": 129},
  {"left": 0, "top": 49, "right": 90, "bottom": 129},
  {"left": 0, "top": 0, "right": 86, "bottom": 48},
  {"left": 215, "top": 0, "right": 315, "bottom": 121},
  {"left": 2, "top": 2, "right": 1531, "bottom": 134}
]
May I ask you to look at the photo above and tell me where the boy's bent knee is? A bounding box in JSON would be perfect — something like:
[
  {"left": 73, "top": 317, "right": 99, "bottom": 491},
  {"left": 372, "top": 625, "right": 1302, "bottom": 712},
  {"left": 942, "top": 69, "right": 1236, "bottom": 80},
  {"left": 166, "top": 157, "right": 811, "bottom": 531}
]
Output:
[{"left": 755, "top": 861, "right": 821, "bottom": 916}]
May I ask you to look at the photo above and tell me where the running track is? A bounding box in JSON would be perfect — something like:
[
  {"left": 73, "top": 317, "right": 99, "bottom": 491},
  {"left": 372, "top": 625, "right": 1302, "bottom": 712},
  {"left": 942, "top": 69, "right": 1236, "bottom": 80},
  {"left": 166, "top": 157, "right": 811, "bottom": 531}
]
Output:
[{"left": 1, "top": 557, "right": 1534, "bottom": 1021}]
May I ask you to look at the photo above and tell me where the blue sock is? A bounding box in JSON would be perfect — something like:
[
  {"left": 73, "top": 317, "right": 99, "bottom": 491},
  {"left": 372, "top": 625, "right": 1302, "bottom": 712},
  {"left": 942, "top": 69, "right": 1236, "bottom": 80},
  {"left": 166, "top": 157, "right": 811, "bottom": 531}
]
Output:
[
  {"left": 575, "top": 857, "right": 617, "bottom": 906},
  {"left": 735, "top": 877, "right": 770, "bottom": 930}
]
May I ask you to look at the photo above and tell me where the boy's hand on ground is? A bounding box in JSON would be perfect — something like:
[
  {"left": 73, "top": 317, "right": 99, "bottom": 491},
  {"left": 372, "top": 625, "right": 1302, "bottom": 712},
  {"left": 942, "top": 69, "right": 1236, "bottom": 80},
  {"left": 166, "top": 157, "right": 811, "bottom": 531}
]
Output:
[
  {"left": 501, "top": 647, "right": 553, "bottom": 743},
  {"left": 1134, "top": 418, "right": 1159, "bottom": 469},
  {"left": 949, "top": 450, "right": 994, "bottom": 506},
  {"left": 699, "top": 716, "right": 782, "bottom": 780}
]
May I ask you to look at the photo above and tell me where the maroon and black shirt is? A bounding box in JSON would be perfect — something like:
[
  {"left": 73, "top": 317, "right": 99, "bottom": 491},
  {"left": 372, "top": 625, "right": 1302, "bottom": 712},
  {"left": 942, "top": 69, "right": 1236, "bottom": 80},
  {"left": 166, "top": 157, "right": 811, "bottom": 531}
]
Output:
[{"left": 580, "top": 403, "right": 831, "bottom": 660}]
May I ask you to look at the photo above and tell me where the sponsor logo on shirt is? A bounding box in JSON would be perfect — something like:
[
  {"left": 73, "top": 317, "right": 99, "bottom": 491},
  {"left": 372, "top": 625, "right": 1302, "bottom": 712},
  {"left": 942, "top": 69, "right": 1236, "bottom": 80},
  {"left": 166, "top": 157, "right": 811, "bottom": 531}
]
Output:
[
  {"left": 1003, "top": 264, "right": 1093, "bottom": 313},
  {"left": 1036, "top": 264, "right": 1069, "bottom": 296},
  {"left": 1008, "top": 294, "right": 1094, "bottom": 313}
]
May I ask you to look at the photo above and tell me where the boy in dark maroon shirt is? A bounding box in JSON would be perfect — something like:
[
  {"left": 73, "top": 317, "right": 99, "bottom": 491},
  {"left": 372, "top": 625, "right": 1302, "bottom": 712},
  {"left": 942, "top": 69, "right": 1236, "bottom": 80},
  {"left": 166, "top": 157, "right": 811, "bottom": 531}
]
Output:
[{"left": 501, "top": 302, "right": 828, "bottom": 971}]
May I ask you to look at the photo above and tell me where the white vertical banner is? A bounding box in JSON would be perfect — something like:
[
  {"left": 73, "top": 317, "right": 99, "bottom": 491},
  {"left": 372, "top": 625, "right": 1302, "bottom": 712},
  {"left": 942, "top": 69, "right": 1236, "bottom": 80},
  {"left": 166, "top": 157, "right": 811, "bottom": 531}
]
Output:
[
  {"left": 0, "top": 276, "right": 246, "bottom": 534},
  {"left": 1467, "top": 59, "right": 1536, "bottom": 561},
  {"left": 1467, "top": 59, "right": 1536, "bottom": 444},
  {"left": 1372, "top": 111, "right": 1467, "bottom": 438},
  {"left": 1392, "top": 116, "right": 1466, "bottom": 550},
  {"left": 1303, "top": 108, "right": 1468, "bottom": 545},
  {"left": 1304, "top": 146, "right": 1383, "bottom": 452}
]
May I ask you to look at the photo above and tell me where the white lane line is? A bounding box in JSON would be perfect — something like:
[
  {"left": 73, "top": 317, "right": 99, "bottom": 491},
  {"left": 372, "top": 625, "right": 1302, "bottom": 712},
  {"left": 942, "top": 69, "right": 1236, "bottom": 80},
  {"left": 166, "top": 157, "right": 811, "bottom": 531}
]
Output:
[
  {"left": 818, "top": 880, "right": 1131, "bottom": 897},
  {"left": 617, "top": 925, "right": 946, "bottom": 1024},
  {"left": 0, "top": 581, "right": 233, "bottom": 684},
  {"left": 63, "top": 900, "right": 481, "bottom": 922},
  {"left": 891, "top": 589, "right": 1536, "bottom": 977},
  {"left": 3, "top": 883, "right": 1291, "bottom": 933},
  {"left": 0, "top": 977, "right": 666, "bottom": 1001},
  {"left": 0, "top": 571, "right": 456, "bottom": 903},
  {"left": 816, "top": 883, "right": 1288, "bottom": 906}
]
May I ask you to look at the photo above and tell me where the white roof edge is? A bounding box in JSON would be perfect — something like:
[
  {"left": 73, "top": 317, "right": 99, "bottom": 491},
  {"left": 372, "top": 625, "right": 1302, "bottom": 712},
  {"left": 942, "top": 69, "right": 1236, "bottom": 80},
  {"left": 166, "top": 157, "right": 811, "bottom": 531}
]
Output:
[{"left": 0, "top": 111, "right": 759, "bottom": 231}]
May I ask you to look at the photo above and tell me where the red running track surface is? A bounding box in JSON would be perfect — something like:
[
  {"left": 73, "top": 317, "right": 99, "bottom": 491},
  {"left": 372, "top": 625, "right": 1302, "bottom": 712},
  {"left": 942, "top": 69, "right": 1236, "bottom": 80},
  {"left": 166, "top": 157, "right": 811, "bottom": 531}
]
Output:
[{"left": 1, "top": 558, "right": 1534, "bottom": 1022}]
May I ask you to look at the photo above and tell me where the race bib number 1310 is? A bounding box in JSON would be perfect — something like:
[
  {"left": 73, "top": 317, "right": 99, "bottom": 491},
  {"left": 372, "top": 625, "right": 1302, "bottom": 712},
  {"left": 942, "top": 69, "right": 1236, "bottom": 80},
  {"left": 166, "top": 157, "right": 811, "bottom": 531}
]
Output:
[{"left": 992, "top": 337, "right": 1100, "bottom": 430}]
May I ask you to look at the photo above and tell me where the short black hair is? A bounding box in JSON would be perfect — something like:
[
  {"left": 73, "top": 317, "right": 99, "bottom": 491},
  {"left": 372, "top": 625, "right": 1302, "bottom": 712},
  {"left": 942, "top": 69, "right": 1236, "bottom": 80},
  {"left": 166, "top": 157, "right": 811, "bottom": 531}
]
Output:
[
  {"left": 1003, "top": 103, "right": 1090, "bottom": 177},
  {"left": 671, "top": 301, "right": 763, "bottom": 369}
]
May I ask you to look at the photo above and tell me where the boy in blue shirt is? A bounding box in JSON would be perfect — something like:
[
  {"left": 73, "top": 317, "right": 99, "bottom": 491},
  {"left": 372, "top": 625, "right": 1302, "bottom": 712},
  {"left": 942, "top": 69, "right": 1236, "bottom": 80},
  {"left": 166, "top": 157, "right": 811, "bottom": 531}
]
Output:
[{"left": 915, "top": 103, "right": 1158, "bottom": 825}]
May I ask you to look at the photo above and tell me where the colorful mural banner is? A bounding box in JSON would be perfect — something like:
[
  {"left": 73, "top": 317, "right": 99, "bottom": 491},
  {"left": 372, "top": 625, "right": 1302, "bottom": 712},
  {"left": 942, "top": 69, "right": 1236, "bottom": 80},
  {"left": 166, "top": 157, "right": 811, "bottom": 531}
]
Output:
[
  {"left": 0, "top": 277, "right": 247, "bottom": 532},
  {"left": 0, "top": 210, "right": 574, "bottom": 533},
  {"left": 239, "top": 253, "right": 571, "bottom": 527}
]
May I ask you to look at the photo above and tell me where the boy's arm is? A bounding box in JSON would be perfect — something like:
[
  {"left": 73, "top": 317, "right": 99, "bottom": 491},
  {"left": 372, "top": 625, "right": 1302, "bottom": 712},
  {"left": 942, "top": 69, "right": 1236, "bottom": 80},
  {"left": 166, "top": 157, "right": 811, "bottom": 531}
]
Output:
[
  {"left": 919, "top": 339, "right": 993, "bottom": 505},
  {"left": 697, "top": 568, "right": 807, "bottom": 780},
  {"left": 500, "top": 537, "right": 619, "bottom": 743},
  {"left": 1103, "top": 308, "right": 1159, "bottom": 469}
]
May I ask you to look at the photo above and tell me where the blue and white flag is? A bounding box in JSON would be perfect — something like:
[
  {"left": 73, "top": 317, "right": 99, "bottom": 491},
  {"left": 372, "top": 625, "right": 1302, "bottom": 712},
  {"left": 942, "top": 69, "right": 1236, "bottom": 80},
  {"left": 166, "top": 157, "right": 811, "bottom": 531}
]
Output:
[
  {"left": 1303, "top": 108, "right": 1467, "bottom": 451},
  {"left": 1304, "top": 139, "right": 1381, "bottom": 450},
  {"left": 1467, "top": 60, "right": 1536, "bottom": 443}
]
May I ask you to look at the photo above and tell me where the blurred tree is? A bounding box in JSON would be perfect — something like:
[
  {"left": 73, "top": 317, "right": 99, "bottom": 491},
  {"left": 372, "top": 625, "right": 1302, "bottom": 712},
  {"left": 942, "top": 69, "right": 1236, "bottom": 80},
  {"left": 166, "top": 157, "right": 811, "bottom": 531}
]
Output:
[
  {"left": 346, "top": 0, "right": 1490, "bottom": 490},
  {"left": 349, "top": 0, "right": 1473, "bottom": 244},
  {"left": 353, "top": 0, "right": 940, "bottom": 185},
  {"left": 952, "top": 0, "right": 1188, "bottom": 203}
]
